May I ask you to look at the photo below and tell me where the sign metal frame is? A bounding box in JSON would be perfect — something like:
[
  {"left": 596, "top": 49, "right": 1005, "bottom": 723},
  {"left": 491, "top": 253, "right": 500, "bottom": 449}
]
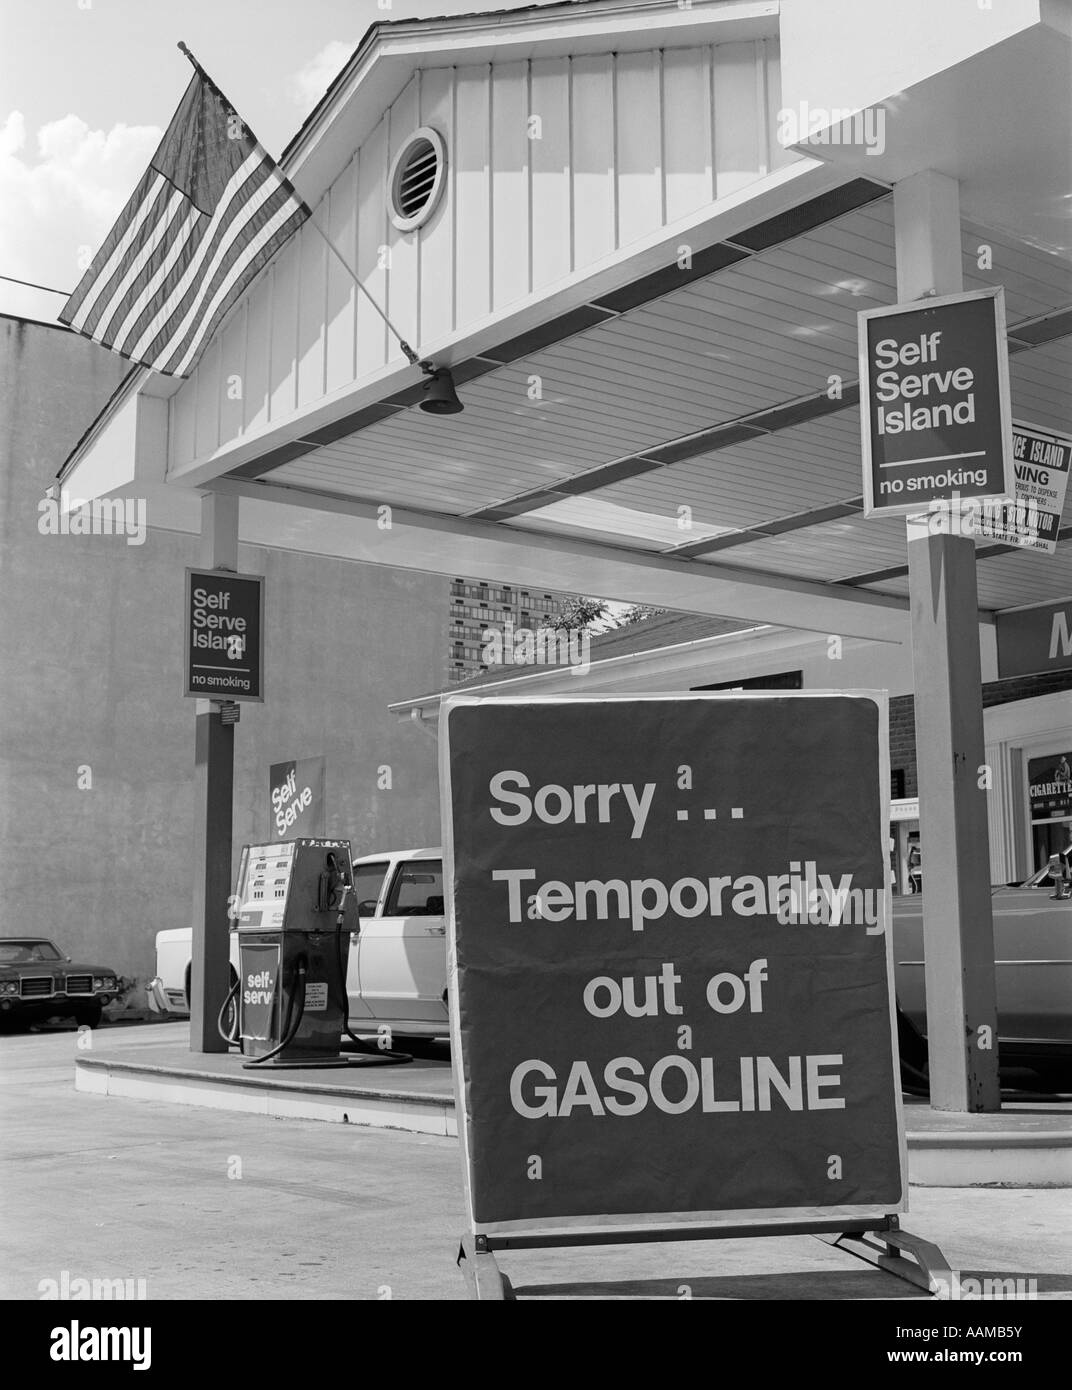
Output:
[
  {"left": 183, "top": 567, "right": 265, "bottom": 703},
  {"left": 858, "top": 286, "right": 1015, "bottom": 519},
  {"left": 440, "top": 690, "right": 909, "bottom": 1249}
]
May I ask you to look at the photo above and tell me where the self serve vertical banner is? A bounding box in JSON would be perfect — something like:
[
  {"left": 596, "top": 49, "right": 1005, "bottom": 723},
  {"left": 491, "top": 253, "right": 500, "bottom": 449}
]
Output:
[
  {"left": 268, "top": 758, "right": 326, "bottom": 840},
  {"left": 440, "top": 693, "right": 906, "bottom": 1237}
]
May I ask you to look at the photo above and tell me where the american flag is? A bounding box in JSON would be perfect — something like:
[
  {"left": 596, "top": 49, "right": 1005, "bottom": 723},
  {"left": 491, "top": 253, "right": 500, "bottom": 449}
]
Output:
[{"left": 60, "top": 61, "right": 308, "bottom": 378}]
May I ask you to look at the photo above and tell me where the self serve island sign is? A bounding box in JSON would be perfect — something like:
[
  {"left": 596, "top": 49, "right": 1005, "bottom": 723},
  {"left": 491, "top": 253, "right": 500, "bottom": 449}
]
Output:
[
  {"left": 859, "top": 287, "right": 1014, "bottom": 517},
  {"left": 184, "top": 568, "right": 264, "bottom": 701},
  {"left": 440, "top": 693, "right": 905, "bottom": 1237}
]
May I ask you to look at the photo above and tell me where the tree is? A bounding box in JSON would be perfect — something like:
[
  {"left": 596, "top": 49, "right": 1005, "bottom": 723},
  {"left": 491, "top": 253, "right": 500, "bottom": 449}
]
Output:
[{"left": 552, "top": 597, "right": 664, "bottom": 633}]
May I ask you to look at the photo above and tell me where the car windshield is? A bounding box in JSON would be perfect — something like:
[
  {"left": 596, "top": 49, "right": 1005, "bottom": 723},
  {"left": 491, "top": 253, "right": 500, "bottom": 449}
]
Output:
[{"left": 0, "top": 940, "right": 63, "bottom": 964}]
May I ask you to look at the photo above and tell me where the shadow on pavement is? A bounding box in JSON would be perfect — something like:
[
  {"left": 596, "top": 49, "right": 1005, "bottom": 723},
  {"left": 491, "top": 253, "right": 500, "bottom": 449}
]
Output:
[
  {"left": 509, "top": 1269, "right": 926, "bottom": 1299},
  {"left": 509, "top": 1266, "right": 1072, "bottom": 1299}
]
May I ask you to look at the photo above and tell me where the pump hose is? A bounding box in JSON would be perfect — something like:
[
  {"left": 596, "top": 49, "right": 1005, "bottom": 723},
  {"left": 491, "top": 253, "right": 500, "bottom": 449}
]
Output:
[
  {"left": 335, "top": 907, "right": 412, "bottom": 1065},
  {"left": 216, "top": 974, "right": 241, "bottom": 1048},
  {"left": 243, "top": 959, "right": 308, "bottom": 1066}
]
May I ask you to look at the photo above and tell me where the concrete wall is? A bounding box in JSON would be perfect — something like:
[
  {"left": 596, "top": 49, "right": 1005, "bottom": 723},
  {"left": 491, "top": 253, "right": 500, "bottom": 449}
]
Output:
[{"left": 0, "top": 317, "right": 445, "bottom": 988}]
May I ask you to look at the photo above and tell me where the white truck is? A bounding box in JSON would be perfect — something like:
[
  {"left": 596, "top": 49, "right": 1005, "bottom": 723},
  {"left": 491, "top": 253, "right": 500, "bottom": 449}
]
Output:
[{"left": 147, "top": 848, "right": 448, "bottom": 1038}]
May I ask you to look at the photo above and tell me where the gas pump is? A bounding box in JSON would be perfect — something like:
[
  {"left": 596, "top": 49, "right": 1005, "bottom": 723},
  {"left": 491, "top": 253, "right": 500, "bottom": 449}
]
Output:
[{"left": 224, "top": 839, "right": 407, "bottom": 1068}]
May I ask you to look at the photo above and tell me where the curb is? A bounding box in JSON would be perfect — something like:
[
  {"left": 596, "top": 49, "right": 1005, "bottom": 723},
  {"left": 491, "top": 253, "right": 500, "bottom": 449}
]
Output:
[{"left": 75, "top": 1056, "right": 1071, "bottom": 1184}]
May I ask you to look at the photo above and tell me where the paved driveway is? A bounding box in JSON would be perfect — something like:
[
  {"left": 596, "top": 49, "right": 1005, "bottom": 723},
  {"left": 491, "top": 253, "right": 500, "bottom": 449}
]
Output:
[{"left": 2, "top": 1023, "right": 1069, "bottom": 1301}]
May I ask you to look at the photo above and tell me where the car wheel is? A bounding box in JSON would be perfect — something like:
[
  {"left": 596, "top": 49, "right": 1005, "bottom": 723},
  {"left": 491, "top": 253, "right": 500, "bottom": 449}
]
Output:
[
  {"left": 75, "top": 1003, "right": 103, "bottom": 1029},
  {"left": 1024, "top": 1063, "right": 1072, "bottom": 1095},
  {"left": 896, "top": 1003, "right": 930, "bottom": 1094}
]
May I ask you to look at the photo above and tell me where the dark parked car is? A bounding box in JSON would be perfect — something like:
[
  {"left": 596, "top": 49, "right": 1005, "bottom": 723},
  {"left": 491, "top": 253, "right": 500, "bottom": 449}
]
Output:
[{"left": 0, "top": 938, "right": 120, "bottom": 1029}]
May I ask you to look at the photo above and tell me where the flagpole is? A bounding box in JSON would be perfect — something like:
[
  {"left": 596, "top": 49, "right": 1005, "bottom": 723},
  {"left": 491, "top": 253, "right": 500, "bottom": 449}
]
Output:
[{"left": 177, "top": 41, "right": 427, "bottom": 371}]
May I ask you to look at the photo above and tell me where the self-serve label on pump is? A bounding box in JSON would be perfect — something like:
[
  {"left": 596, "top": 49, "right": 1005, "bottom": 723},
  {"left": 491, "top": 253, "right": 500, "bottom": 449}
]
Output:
[
  {"left": 240, "top": 943, "right": 279, "bottom": 1042},
  {"left": 303, "top": 982, "right": 328, "bottom": 1012}
]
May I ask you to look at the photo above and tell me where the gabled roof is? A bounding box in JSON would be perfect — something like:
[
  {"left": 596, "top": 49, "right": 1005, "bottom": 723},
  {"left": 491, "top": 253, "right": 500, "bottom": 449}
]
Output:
[{"left": 281, "top": 1, "right": 593, "bottom": 165}]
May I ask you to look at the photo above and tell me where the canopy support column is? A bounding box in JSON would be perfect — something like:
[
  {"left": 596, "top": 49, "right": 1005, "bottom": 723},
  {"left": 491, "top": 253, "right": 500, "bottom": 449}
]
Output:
[
  {"left": 189, "top": 492, "right": 239, "bottom": 1054},
  {"left": 897, "top": 170, "right": 1001, "bottom": 1112}
]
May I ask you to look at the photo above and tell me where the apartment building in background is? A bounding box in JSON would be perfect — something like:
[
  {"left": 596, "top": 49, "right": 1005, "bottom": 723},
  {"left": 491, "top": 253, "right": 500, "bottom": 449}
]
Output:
[{"left": 448, "top": 577, "right": 575, "bottom": 681}]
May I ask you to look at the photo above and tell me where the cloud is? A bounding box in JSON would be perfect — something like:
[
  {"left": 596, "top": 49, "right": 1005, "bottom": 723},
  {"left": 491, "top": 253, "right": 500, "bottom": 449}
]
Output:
[
  {"left": 0, "top": 111, "right": 161, "bottom": 321},
  {"left": 288, "top": 41, "right": 356, "bottom": 117}
]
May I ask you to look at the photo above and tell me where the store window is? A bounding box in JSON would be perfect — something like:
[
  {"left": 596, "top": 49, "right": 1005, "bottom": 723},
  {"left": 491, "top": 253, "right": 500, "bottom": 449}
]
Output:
[{"left": 1028, "top": 748, "right": 1072, "bottom": 871}]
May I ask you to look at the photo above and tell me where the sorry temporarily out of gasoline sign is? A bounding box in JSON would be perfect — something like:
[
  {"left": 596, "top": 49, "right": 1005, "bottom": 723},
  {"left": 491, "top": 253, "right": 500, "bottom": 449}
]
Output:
[
  {"left": 441, "top": 693, "right": 905, "bottom": 1238},
  {"left": 859, "top": 287, "right": 1014, "bottom": 516},
  {"left": 184, "top": 568, "right": 264, "bottom": 701}
]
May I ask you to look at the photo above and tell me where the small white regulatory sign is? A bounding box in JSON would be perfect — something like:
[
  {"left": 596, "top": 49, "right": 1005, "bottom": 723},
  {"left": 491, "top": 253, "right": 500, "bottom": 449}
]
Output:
[
  {"left": 976, "top": 421, "right": 1071, "bottom": 554},
  {"left": 303, "top": 982, "right": 328, "bottom": 1012}
]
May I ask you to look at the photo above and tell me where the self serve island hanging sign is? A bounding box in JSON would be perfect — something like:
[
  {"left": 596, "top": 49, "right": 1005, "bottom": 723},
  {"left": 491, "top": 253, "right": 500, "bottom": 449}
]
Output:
[
  {"left": 859, "top": 287, "right": 1014, "bottom": 517},
  {"left": 440, "top": 693, "right": 906, "bottom": 1236},
  {"left": 184, "top": 568, "right": 264, "bottom": 701}
]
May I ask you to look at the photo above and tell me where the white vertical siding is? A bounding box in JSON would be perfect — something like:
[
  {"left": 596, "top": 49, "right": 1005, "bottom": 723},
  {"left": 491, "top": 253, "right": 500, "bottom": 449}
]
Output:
[
  {"left": 386, "top": 77, "right": 420, "bottom": 363},
  {"left": 245, "top": 272, "right": 271, "bottom": 432},
  {"left": 491, "top": 62, "right": 531, "bottom": 309},
  {"left": 194, "top": 338, "right": 220, "bottom": 458},
  {"left": 530, "top": 57, "right": 572, "bottom": 290},
  {"left": 616, "top": 50, "right": 663, "bottom": 248},
  {"left": 454, "top": 64, "right": 492, "bottom": 328},
  {"left": 218, "top": 303, "right": 245, "bottom": 444},
  {"left": 713, "top": 41, "right": 765, "bottom": 200},
  {"left": 172, "top": 364, "right": 196, "bottom": 464},
  {"left": 325, "top": 160, "right": 358, "bottom": 394},
  {"left": 570, "top": 56, "right": 616, "bottom": 269},
  {"left": 269, "top": 241, "right": 298, "bottom": 420},
  {"left": 171, "top": 40, "right": 795, "bottom": 469},
  {"left": 297, "top": 218, "right": 327, "bottom": 407},
  {"left": 356, "top": 122, "right": 388, "bottom": 378},
  {"left": 418, "top": 65, "right": 455, "bottom": 344},
  {"left": 763, "top": 36, "right": 796, "bottom": 172},
  {"left": 663, "top": 46, "right": 714, "bottom": 225}
]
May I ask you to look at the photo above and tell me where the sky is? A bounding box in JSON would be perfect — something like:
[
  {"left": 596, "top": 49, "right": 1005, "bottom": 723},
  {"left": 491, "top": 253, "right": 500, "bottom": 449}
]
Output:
[{"left": 0, "top": 0, "right": 564, "bottom": 322}]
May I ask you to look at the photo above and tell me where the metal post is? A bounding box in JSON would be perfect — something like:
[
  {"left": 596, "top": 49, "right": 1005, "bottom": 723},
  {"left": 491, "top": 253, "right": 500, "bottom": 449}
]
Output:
[
  {"left": 896, "top": 171, "right": 1001, "bottom": 1111},
  {"left": 189, "top": 493, "right": 239, "bottom": 1053}
]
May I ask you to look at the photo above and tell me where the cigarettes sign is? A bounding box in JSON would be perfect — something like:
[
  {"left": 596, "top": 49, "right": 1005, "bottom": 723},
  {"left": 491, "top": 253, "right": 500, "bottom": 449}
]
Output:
[
  {"left": 859, "top": 288, "right": 1014, "bottom": 517},
  {"left": 184, "top": 568, "right": 264, "bottom": 701},
  {"left": 441, "top": 693, "right": 905, "bottom": 1237}
]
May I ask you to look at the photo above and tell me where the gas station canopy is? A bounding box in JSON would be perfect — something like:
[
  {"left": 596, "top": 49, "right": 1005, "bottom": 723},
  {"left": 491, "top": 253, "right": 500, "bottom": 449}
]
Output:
[{"left": 59, "top": 0, "right": 1072, "bottom": 642}]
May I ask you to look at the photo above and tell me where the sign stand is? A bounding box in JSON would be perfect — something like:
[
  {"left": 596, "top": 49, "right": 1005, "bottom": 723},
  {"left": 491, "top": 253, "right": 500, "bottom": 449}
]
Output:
[{"left": 457, "top": 1217, "right": 952, "bottom": 1300}]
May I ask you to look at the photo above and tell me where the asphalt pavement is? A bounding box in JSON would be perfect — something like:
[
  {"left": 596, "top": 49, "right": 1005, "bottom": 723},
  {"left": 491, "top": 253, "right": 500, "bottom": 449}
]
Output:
[{"left": 2, "top": 1021, "right": 1070, "bottom": 1301}]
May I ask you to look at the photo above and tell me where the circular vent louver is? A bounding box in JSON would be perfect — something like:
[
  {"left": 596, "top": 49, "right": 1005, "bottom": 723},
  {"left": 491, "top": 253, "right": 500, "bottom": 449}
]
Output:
[{"left": 389, "top": 127, "right": 447, "bottom": 232}]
